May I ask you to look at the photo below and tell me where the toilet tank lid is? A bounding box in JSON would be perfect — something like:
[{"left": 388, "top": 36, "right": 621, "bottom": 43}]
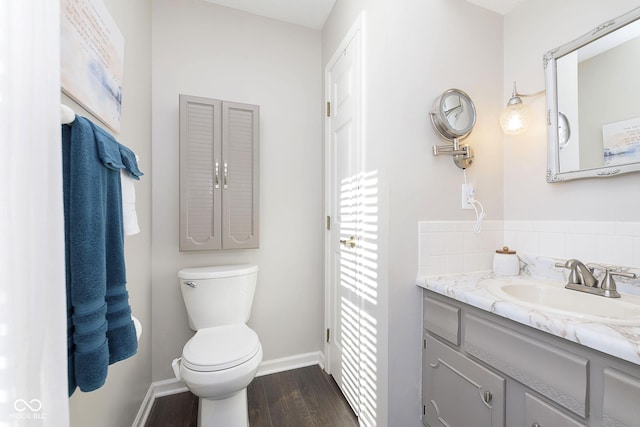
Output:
[{"left": 178, "top": 264, "right": 258, "bottom": 280}]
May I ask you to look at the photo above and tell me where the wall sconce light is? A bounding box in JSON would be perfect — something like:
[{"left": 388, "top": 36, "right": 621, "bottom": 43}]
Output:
[{"left": 499, "top": 82, "right": 544, "bottom": 135}]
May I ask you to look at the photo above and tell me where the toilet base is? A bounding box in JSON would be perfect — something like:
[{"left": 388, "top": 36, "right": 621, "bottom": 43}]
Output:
[{"left": 198, "top": 388, "right": 249, "bottom": 427}]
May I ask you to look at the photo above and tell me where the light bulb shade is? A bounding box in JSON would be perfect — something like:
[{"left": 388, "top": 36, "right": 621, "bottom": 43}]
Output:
[{"left": 500, "top": 102, "right": 531, "bottom": 135}]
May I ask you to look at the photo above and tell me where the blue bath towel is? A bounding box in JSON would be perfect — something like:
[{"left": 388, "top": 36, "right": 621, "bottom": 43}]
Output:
[
  {"left": 119, "top": 144, "right": 143, "bottom": 180},
  {"left": 62, "top": 116, "right": 141, "bottom": 395}
]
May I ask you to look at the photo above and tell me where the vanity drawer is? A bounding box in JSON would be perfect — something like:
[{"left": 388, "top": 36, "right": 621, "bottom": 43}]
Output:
[
  {"left": 525, "top": 392, "right": 587, "bottom": 427},
  {"left": 423, "top": 295, "right": 460, "bottom": 345},
  {"left": 603, "top": 367, "right": 640, "bottom": 427},
  {"left": 465, "top": 314, "right": 589, "bottom": 418}
]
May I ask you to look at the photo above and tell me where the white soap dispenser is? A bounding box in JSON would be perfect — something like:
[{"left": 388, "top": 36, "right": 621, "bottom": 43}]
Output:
[{"left": 493, "top": 246, "right": 520, "bottom": 276}]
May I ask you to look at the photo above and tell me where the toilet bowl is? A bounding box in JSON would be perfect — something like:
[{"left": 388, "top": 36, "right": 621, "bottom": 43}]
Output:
[
  {"left": 176, "top": 324, "right": 263, "bottom": 426},
  {"left": 179, "top": 324, "right": 262, "bottom": 397},
  {"left": 174, "top": 265, "right": 262, "bottom": 427}
]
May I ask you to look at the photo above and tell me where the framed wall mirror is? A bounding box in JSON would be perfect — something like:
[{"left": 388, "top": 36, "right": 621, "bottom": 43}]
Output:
[{"left": 545, "top": 7, "right": 640, "bottom": 182}]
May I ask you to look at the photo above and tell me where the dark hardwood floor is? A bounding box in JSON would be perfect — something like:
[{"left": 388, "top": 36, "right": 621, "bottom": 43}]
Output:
[{"left": 145, "top": 365, "right": 358, "bottom": 427}]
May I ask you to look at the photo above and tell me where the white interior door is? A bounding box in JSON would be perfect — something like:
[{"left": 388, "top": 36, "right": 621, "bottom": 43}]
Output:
[{"left": 325, "top": 18, "right": 363, "bottom": 418}]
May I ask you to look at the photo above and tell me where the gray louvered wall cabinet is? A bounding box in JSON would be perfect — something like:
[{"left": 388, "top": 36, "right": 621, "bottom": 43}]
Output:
[{"left": 179, "top": 94, "right": 259, "bottom": 251}]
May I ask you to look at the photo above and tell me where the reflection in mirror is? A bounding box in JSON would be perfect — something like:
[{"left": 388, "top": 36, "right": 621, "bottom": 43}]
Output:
[
  {"left": 431, "top": 88, "right": 476, "bottom": 140},
  {"left": 545, "top": 7, "right": 640, "bottom": 182}
]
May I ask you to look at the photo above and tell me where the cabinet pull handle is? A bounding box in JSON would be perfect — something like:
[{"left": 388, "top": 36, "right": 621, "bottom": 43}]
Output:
[
  {"left": 223, "top": 162, "right": 228, "bottom": 189},
  {"left": 214, "top": 162, "right": 220, "bottom": 189},
  {"left": 483, "top": 390, "right": 493, "bottom": 404},
  {"left": 532, "top": 423, "right": 541, "bottom": 427}
]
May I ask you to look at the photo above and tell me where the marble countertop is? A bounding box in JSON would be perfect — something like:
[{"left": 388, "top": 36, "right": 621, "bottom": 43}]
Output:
[{"left": 416, "top": 271, "right": 640, "bottom": 366}]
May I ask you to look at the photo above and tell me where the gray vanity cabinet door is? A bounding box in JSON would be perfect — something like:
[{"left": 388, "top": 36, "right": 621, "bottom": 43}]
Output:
[
  {"left": 603, "top": 368, "right": 640, "bottom": 427},
  {"left": 423, "top": 334, "right": 505, "bottom": 427},
  {"left": 179, "top": 95, "right": 223, "bottom": 251},
  {"left": 221, "top": 101, "right": 259, "bottom": 249}
]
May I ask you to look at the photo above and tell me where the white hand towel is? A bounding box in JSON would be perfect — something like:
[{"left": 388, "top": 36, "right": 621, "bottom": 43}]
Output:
[{"left": 121, "top": 167, "right": 140, "bottom": 236}]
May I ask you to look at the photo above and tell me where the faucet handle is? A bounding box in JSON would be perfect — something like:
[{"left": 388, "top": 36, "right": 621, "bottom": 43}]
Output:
[
  {"left": 555, "top": 259, "right": 596, "bottom": 286},
  {"left": 555, "top": 260, "right": 579, "bottom": 283},
  {"left": 600, "top": 269, "right": 637, "bottom": 298},
  {"left": 555, "top": 259, "right": 581, "bottom": 285}
]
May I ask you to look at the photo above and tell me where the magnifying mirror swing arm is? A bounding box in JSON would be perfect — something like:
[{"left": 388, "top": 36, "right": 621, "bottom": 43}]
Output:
[
  {"left": 430, "top": 112, "right": 471, "bottom": 156},
  {"left": 431, "top": 132, "right": 474, "bottom": 170}
]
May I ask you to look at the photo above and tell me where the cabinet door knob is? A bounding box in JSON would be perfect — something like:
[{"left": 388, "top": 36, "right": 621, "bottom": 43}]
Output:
[{"left": 532, "top": 423, "right": 541, "bottom": 427}]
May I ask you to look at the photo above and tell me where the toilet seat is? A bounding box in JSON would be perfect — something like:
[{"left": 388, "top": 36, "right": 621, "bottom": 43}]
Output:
[{"left": 182, "top": 324, "right": 260, "bottom": 372}]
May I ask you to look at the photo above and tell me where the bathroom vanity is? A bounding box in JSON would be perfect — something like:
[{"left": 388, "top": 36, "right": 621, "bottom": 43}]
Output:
[{"left": 417, "top": 273, "right": 640, "bottom": 427}]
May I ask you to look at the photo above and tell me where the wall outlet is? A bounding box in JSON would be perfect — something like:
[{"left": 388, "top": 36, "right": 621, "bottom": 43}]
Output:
[{"left": 461, "top": 183, "right": 475, "bottom": 210}]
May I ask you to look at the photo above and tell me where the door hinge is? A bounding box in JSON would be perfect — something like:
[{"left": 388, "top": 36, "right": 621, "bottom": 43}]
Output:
[
  {"left": 326, "top": 328, "right": 331, "bottom": 343},
  {"left": 326, "top": 101, "right": 331, "bottom": 117},
  {"left": 326, "top": 215, "right": 331, "bottom": 230}
]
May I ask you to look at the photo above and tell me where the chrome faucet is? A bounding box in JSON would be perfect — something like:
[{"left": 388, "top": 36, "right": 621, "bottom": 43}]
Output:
[{"left": 555, "top": 259, "right": 636, "bottom": 298}]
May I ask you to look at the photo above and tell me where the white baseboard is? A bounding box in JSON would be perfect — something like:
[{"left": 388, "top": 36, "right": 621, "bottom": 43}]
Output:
[
  {"left": 151, "top": 377, "right": 189, "bottom": 397},
  {"left": 131, "top": 378, "right": 188, "bottom": 427},
  {"left": 317, "top": 351, "right": 326, "bottom": 371},
  {"left": 132, "top": 351, "right": 325, "bottom": 427},
  {"left": 256, "top": 351, "right": 323, "bottom": 377}
]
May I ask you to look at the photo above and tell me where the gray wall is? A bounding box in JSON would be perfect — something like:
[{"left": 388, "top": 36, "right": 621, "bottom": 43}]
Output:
[
  {"left": 151, "top": 0, "right": 324, "bottom": 382},
  {"left": 322, "top": 0, "right": 504, "bottom": 425},
  {"left": 504, "top": 0, "right": 640, "bottom": 221},
  {"left": 67, "top": 0, "right": 153, "bottom": 426}
]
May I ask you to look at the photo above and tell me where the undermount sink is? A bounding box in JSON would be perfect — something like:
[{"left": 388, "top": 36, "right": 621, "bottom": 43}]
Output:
[{"left": 487, "top": 278, "right": 640, "bottom": 326}]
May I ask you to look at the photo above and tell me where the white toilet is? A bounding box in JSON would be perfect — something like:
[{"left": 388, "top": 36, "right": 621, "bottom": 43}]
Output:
[{"left": 173, "top": 264, "right": 263, "bottom": 427}]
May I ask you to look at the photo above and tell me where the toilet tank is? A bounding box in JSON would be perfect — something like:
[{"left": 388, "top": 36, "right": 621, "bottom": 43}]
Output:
[{"left": 178, "top": 264, "right": 258, "bottom": 330}]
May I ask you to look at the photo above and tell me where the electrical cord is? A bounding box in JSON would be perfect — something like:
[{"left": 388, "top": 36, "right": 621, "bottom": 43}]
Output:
[
  {"left": 463, "top": 169, "right": 486, "bottom": 233},
  {"left": 469, "top": 198, "right": 486, "bottom": 233}
]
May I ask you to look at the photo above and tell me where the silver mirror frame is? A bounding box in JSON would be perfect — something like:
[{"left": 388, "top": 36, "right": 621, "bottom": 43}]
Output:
[
  {"left": 430, "top": 88, "right": 477, "bottom": 141},
  {"left": 545, "top": 7, "right": 640, "bottom": 182}
]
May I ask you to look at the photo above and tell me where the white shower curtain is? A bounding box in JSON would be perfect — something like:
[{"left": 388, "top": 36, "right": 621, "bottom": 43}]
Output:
[{"left": 0, "top": 0, "right": 69, "bottom": 425}]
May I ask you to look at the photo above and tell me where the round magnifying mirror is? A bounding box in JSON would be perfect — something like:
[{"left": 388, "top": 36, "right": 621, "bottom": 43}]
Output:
[{"left": 430, "top": 88, "right": 476, "bottom": 141}]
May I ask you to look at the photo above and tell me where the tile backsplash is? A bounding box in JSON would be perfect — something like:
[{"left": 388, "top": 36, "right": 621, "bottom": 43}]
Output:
[
  {"left": 418, "top": 221, "right": 504, "bottom": 276},
  {"left": 418, "top": 220, "right": 640, "bottom": 276}
]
